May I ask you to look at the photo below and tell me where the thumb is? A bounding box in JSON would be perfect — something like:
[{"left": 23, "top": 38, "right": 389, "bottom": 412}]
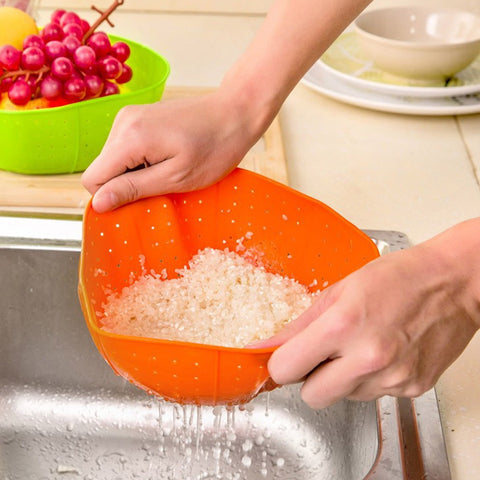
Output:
[
  {"left": 89, "top": 170, "right": 140, "bottom": 213},
  {"left": 89, "top": 159, "right": 179, "bottom": 213}
]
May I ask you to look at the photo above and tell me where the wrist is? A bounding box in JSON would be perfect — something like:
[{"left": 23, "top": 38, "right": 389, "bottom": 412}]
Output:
[
  {"left": 419, "top": 218, "right": 480, "bottom": 330},
  {"left": 218, "top": 66, "right": 284, "bottom": 143}
]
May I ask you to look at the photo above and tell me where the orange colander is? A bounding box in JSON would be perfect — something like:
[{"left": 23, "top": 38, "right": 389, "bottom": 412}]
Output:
[{"left": 78, "top": 168, "right": 379, "bottom": 405}]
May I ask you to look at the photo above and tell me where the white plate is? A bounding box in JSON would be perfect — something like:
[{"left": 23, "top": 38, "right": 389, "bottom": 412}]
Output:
[
  {"left": 302, "top": 62, "right": 480, "bottom": 116},
  {"left": 320, "top": 32, "right": 480, "bottom": 99}
]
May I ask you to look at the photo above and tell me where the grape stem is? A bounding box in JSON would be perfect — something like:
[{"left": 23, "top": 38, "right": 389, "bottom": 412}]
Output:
[
  {"left": 82, "top": 0, "right": 125, "bottom": 43},
  {"left": 0, "top": 66, "right": 49, "bottom": 83}
]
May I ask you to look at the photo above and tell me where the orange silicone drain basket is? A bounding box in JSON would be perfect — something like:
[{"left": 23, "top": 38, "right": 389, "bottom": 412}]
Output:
[{"left": 78, "top": 168, "right": 379, "bottom": 405}]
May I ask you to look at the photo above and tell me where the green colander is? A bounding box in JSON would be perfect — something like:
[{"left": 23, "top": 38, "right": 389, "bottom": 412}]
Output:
[{"left": 0, "top": 35, "right": 170, "bottom": 175}]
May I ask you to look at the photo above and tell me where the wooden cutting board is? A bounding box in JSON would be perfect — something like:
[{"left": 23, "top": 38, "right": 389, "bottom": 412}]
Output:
[{"left": 0, "top": 86, "right": 288, "bottom": 215}]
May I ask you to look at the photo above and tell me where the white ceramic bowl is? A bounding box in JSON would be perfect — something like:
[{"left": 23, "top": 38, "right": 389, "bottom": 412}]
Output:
[{"left": 354, "top": 7, "right": 480, "bottom": 81}]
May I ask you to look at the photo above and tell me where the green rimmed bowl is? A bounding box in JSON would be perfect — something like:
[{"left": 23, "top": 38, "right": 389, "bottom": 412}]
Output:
[{"left": 0, "top": 34, "right": 170, "bottom": 174}]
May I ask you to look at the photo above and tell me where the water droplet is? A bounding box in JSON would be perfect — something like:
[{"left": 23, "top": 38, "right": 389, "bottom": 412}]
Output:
[{"left": 242, "top": 439, "right": 253, "bottom": 452}]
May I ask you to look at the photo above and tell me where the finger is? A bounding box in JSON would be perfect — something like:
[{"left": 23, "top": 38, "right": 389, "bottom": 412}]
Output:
[
  {"left": 300, "top": 356, "right": 365, "bottom": 409},
  {"left": 90, "top": 158, "right": 182, "bottom": 212},
  {"left": 268, "top": 310, "right": 341, "bottom": 385},
  {"left": 81, "top": 133, "right": 151, "bottom": 196}
]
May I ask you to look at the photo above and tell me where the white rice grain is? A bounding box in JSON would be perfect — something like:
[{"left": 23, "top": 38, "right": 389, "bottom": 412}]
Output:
[{"left": 101, "top": 248, "right": 315, "bottom": 348}]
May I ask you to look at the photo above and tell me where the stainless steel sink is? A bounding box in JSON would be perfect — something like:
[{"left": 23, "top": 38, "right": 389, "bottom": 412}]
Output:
[{"left": 0, "top": 216, "right": 451, "bottom": 480}]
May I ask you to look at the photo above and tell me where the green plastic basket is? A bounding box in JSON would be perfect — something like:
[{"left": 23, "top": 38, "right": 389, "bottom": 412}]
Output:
[{"left": 0, "top": 35, "right": 170, "bottom": 175}]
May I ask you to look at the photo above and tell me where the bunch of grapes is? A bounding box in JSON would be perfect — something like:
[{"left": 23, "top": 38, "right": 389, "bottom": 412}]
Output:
[{"left": 0, "top": 4, "right": 132, "bottom": 106}]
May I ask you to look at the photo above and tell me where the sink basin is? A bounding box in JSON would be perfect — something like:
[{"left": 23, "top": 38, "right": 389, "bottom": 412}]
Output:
[{"left": 0, "top": 217, "right": 451, "bottom": 480}]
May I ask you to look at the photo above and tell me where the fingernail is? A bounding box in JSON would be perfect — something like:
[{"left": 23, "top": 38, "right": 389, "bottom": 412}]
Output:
[
  {"left": 92, "top": 191, "right": 118, "bottom": 213},
  {"left": 245, "top": 339, "right": 276, "bottom": 349}
]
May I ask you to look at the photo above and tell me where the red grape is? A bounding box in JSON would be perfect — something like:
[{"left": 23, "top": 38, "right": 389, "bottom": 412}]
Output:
[
  {"left": 60, "top": 11, "right": 82, "bottom": 28},
  {"left": 23, "top": 34, "right": 45, "bottom": 51},
  {"left": 101, "top": 80, "right": 119, "bottom": 96},
  {"left": 44, "top": 40, "right": 67, "bottom": 62},
  {"left": 80, "top": 19, "right": 90, "bottom": 34},
  {"left": 83, "top": 74, "right": 104, "bottom": 98},
  {"left": 41, "top": 22, "right": 64, "bottom": 43},
  {"left": 73, "top": 45, "right": 96, "bottom": 71},
  {"left": 87, "top": 32, "right": 111, "bottom": 58},
  {"left": 116, "top": 63, "right": 132, "bottom": 84},
  {"left": 51, "top": 56, "right": 74, "bottom": 81},
  {"left": 51, "top": 9, "right": 66, "bottom": 24},
  {"left": 0, "top": 45, "right": 21, "bottom": 71},
  {"left": 111, "top": 42, "right": 130, "bottom": 63},
  {"left": 18, "top": 74, "right": 38, "bottom": 91},
  {"left": 63, "top": 76, "right": 86, "bottom": 101},
  {"left": 40, "top": 75, "right": 63, "bottom": 100},
  {"left": 21, "top": 46, "right": 45, "bottom": 71},
  {"left": 8, "top": 79, "right": 32, "bottom": 106},
  {"left": 63, "top": 22, "right": 83, "bottom": 40},
  {"left": 62, "top": 35, "right": 81, "bottom": 57},
  {"left": 97, "top": 55, "right": 122, "bottom": 80},
  {"left": 0, "top": 76, "right": 14, "bottom": 93}
]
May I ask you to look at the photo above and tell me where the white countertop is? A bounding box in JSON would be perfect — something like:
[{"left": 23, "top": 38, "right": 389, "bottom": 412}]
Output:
[{"left": 6, "top": 2, "right": 480, "bottom": 478}]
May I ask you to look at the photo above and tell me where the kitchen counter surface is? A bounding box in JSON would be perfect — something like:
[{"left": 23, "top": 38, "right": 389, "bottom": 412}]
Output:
[{"left": 4, "top": 1, "right": 480, "bottom": 478}]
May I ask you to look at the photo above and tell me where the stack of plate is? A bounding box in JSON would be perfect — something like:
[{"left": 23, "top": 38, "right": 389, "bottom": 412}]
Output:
[{"left": 302, "top": 31, "right": 480, "bottom": 116}]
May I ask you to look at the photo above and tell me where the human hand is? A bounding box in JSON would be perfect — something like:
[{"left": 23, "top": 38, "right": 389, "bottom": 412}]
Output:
[
  {"left": 81, "top": 90, "right": 265, "bottom": 212},
  {"left": 257, "top": 225, "right": 480, "bottom": 409}
]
